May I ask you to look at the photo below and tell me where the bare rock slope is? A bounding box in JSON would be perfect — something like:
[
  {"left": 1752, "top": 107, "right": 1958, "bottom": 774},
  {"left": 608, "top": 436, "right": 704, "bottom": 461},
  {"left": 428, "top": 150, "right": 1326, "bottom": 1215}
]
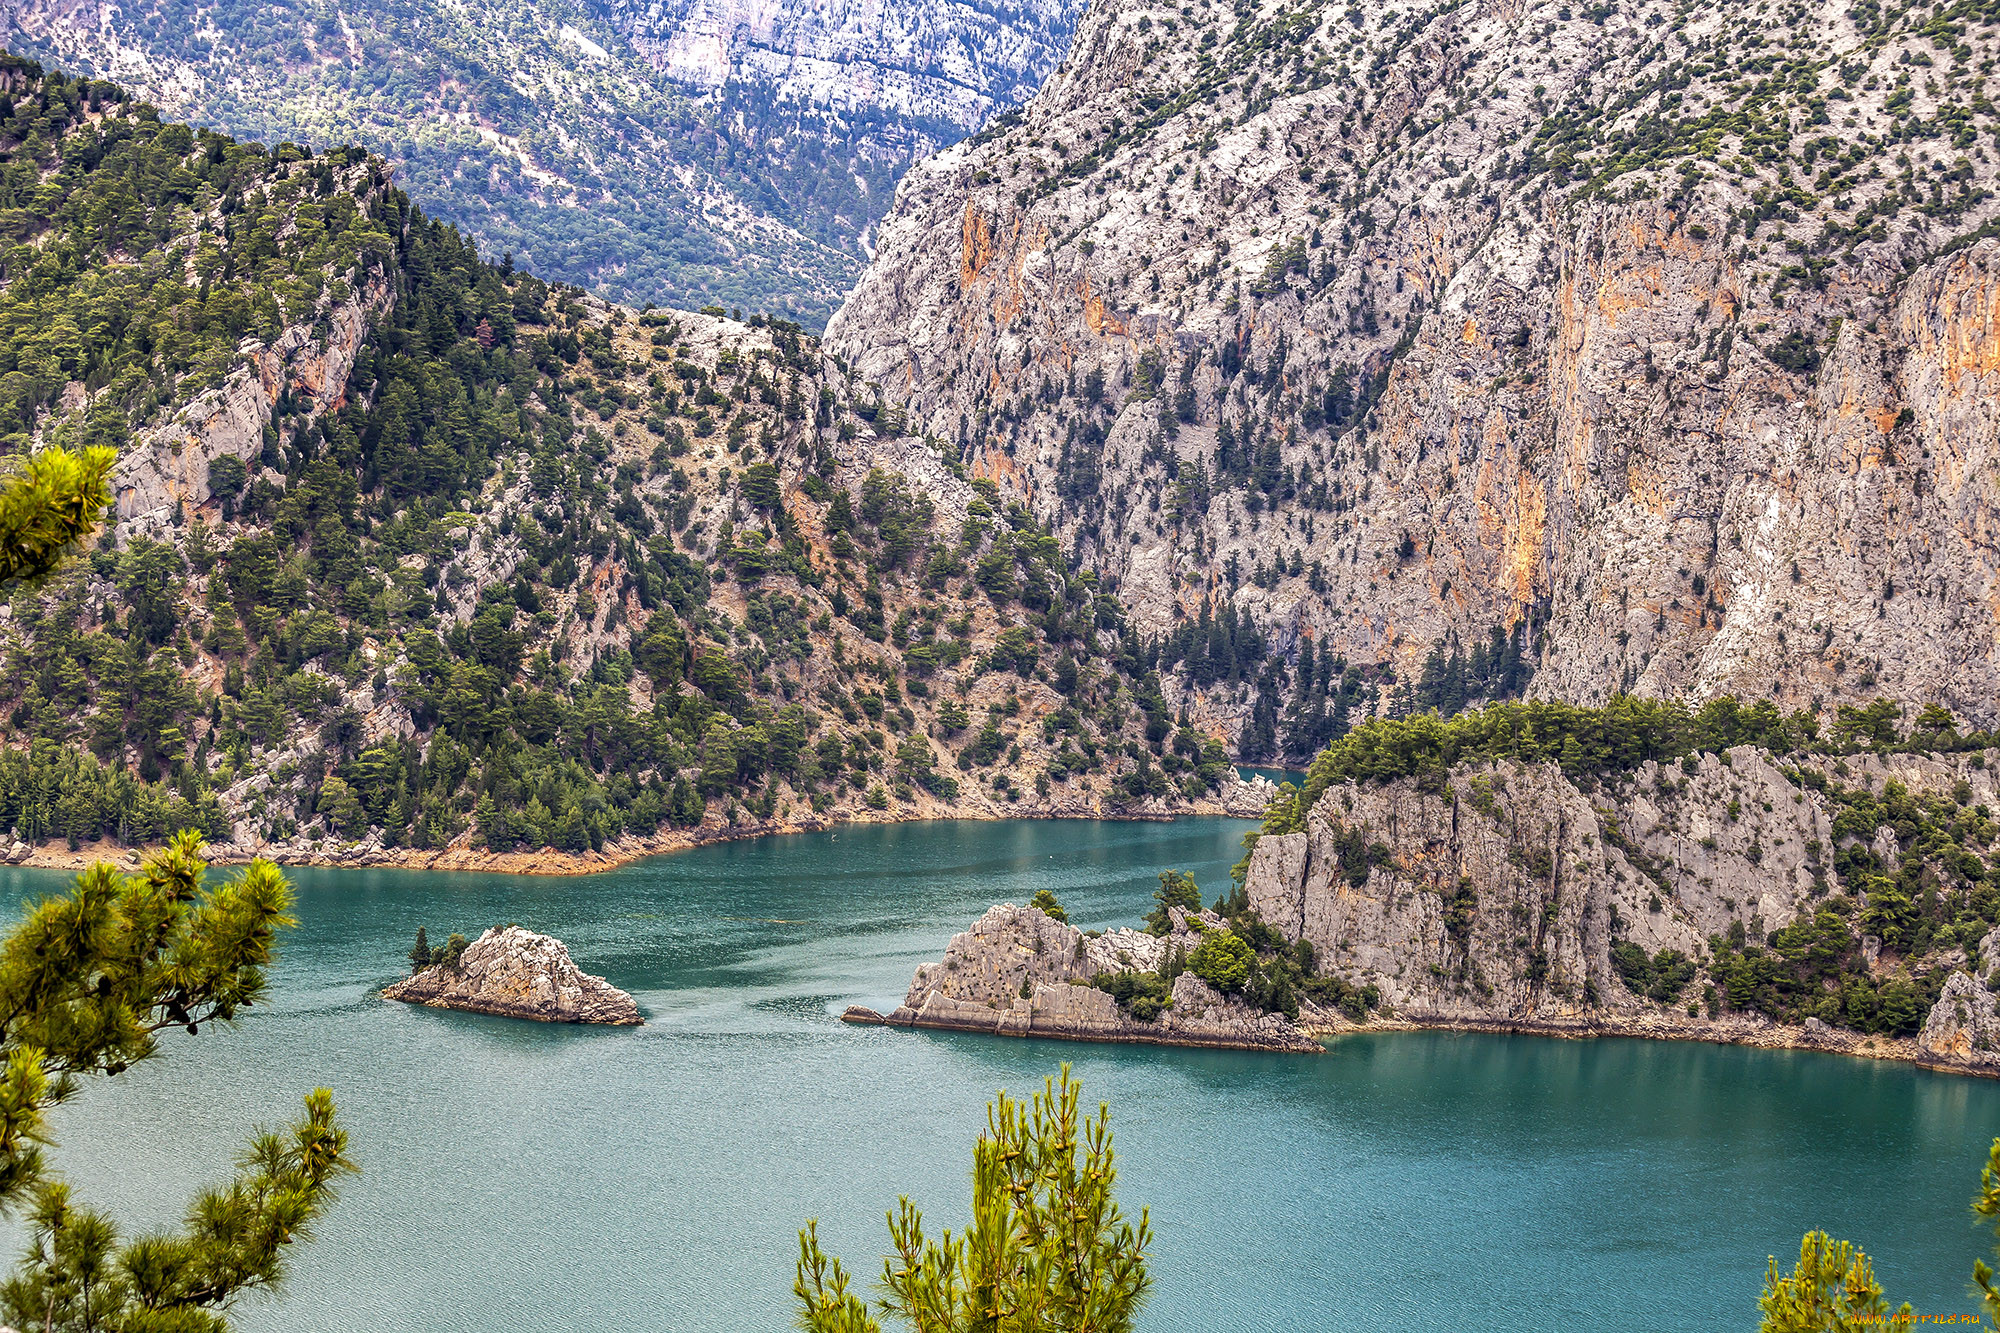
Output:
[
  {"left": 383, "top": 926, "right": 643, "bottom": 1025},
  {"left": 830, "top": 0, "right": 2000, "bottom": 725}
]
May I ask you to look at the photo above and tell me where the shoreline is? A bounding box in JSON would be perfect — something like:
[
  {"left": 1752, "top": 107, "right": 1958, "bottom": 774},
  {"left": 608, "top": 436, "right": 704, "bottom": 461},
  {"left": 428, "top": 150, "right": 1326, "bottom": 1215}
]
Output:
[
  {"left": 852, "top": 1005, "right": 1324, "bottom": 1054},
  {"left": 36, "top": 789, "right": 1982, "bottom": 1080},
  {"left": 853, "top": 1000, "right": 2000, "bottom": 1078},
  {"left": 0, "top": 796, "right": 1261, "bottom": 878},
  {"left": 1297, "top": 1010, "right": 1999, "bottom": 1079}
]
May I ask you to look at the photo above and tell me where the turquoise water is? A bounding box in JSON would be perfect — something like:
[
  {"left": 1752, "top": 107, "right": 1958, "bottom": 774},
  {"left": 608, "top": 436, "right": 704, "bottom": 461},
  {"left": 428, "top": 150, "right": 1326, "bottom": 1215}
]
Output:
[
  {"left": 0, "top": 817, "right": 1995, "bottom": 1331},
  {"left": 1236, "top": 765, "right": 1308, "bottom": 787}
]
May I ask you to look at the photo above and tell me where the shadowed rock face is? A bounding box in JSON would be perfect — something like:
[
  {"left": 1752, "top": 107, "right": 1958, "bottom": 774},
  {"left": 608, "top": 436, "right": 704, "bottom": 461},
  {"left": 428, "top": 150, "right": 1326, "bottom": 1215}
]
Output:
[
  {"left": 383, "top": 926, "right": 643, "bottom": 1025},
  {"left": 883, "top": 901, "right": 1322, "bottom": 1051}
]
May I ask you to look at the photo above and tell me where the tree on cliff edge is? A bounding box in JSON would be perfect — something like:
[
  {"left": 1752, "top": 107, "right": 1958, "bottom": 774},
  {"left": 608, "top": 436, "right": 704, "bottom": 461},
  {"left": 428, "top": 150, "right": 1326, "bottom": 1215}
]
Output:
[
  {"left": 794, "top": 1066, "right": 1151, "bottom": 1333},
  {"left": 0, "top": 831, "right": 351, "bottom": 1332},
  {"left": 1143, "top": 871, "right": 1202, "bottom": 935},
  {"left": 0, "top": 444, "right": 115, "bottom": 591}
]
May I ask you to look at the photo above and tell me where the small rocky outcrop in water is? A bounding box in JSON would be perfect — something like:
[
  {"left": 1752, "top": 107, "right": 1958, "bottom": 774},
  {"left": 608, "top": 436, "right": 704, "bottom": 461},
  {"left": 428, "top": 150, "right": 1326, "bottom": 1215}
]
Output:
[
  {"left": 857, "top": 903, "right": 1320, "bottom": 1053},
  {"left": 383, "top": 926, "right": 642, "bottom": 1025}
]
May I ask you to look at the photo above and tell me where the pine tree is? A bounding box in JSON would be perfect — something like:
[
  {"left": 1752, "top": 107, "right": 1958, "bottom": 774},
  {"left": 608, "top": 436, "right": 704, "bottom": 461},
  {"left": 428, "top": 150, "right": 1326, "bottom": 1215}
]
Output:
[
  {"left": 0, "top": 445, "right": 115, "bottom": 590},
  {"left": 1144, "top": 871, "right": 1203, "bottom": 935},
  {"left": 409, "top": 926, "right": 431, "bottom": 973},
  {"left": 1974, "top": 1137, "right": 2000, "bottom": 1324},
  {"left": 1758, "top": 1232, "right": 1910, "bottom": 1332},
  {"left": 795, "top": 1066, "right": 1150, "bottom": 1333},
  {"left": 0, "top": 831, "right": 350, "bottom": 1331}
]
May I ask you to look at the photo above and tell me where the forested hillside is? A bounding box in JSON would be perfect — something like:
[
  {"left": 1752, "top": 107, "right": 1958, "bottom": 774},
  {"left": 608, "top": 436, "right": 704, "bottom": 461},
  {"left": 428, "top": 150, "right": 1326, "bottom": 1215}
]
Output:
[
  {"left": 0, "top": 57, "right": 1257, "bottom": 865},
  {"left": 0, "top": 0, "right": 1082, "bottom": 325}
]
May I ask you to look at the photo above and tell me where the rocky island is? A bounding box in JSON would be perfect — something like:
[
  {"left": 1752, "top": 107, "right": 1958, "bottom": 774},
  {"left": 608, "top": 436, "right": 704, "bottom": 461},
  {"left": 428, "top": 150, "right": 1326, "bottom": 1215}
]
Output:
[
  {"left": 383, "top": 925, "right": 643, "bottom": 1026},
  {"left": 851, "top": 897, "right": 1322, "bottom": 1053}
]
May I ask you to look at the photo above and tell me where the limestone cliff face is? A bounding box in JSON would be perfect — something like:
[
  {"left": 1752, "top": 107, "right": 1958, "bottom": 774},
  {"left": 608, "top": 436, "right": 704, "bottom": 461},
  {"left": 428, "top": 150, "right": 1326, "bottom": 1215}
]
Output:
[
  {"left": 113, "top": 265, "right": 394, "bottom": 537},
  {"left": 604, "top": 0, "right": 1081, "bottom": 133},
  {"left": 382, "top": 926, "right": 643, "bottom": 1025},
  {"left": 881, "top": 901, "right": 1321, "bottom": 1051},
  {"left": 1245, "top": 749, "right": 1823, "bottom": 1021},
  {"left": 1917, "top": 921, "right": 2000, "bottom": 1060},
  {"left": 1241, "top": 747, "right": 2000, "bottom": 1072},
  {"left": 828, "top": 0, "right": 2000, "bottom": 723}
]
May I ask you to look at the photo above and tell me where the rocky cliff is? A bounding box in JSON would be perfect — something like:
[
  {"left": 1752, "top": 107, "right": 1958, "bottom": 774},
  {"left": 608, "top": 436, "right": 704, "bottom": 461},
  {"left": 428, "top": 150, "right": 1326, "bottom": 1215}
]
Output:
[
  {"left": 383, "top": 925, "right": 644, "bottom": 1024},
  {"left": 828, "top": 0, "right": 2000, "bottom": 726},
  {"left": 604, "top": 0, "right": 1078, "bottom": 132},
  {"left": 113, "top": 238, "right": 394, "bottom": 538},
  {"left": 1241, "top": 744, "right": 2000, "bottom": 1074},
  {"left": 864, "top": 900, "right": 1322, "bottom": 1051}
]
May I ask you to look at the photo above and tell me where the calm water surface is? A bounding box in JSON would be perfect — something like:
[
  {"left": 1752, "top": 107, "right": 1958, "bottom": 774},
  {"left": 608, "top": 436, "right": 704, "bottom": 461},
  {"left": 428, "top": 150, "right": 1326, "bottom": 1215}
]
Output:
[
  {"left": 0, "top": 817, "right": 1994, "bottom": 1331},
  {"left": 1235, "top": 765, "right": 1309, "bottom": 787}
]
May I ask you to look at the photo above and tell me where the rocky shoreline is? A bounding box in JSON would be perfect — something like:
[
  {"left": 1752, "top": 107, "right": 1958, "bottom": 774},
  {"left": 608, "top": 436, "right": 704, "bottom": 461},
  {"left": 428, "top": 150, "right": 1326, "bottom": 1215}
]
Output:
[
  {"left": 1294, "top": 1010, "right": 1998, "bottom": 1078},
  {"left": 0, "top": 779, "right": 1273, "bottom": 878},
  {"left": 855, "top": 844, "right": 2000, "bottom": 1075},
  {"left": 1237, "top": 750, "right": 2000, "bottom": 1080},
  {"left": 847, "top": 901, "right": 1324, "bottom": 1054},
  {"left": 852, "top": 928, "right": 2000, "bottom": 1074},
  {"left": 851, "top": 980, "right": 2000, "bottom": 1074},
  {"left": 382, "top": 926, "right": 643, "bottom": 1025}
]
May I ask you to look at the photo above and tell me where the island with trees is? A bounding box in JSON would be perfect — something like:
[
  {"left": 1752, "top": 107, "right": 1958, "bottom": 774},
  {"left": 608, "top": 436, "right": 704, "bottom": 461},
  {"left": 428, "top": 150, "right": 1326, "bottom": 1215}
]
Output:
[{"left": 384, "top": 924, "right": 643, "bottom": 1025}]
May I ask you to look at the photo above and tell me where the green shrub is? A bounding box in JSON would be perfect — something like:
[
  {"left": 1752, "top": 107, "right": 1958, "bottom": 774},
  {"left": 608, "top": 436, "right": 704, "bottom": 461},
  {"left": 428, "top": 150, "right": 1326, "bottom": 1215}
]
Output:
[
  {"left": 1093, "top": 969, "right": 1173, "bottom": 1021},
  {"left": 1188, "top": 930, "right": 1254, "bottom": 993}
]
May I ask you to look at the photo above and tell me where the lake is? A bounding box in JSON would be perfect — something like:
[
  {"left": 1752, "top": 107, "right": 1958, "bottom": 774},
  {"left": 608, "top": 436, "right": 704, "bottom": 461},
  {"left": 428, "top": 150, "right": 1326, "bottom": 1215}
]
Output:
[{"left": 0, "top": 816, "right": 1993, "bottom": 1330}]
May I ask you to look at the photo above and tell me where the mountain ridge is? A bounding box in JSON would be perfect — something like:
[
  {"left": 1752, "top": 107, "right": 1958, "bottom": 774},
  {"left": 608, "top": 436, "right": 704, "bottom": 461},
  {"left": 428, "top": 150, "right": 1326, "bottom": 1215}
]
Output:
[
  {"left": 0, "top": 57, "right": 1261, "bottom": 868},
  {"left": 829, "top": 0, "right": 2000, "bottom": 741},
  {"left": 0, "top": 0, "right": 1084, "bottom": 323}
]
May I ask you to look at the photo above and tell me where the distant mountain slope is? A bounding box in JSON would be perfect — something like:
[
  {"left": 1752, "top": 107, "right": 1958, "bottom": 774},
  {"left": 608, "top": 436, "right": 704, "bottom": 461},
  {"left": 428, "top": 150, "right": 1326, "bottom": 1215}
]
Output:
[
  {"left": 830, "top": 0, "right": 2000, "bottom": 747},
  {"left": 602, "top": 0, "right": 1076, "bottom": 123},
  {"left": 0, "top": 0, "right": 1081, "bottom": 326},
  {"left": 0, "top": 57, "right": 1256, "bottom": 865}
]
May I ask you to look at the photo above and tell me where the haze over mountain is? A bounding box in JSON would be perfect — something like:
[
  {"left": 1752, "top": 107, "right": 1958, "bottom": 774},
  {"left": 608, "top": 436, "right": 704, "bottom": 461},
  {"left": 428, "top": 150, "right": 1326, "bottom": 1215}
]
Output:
[{"left": 0, "top": 0, "right": 1082, "bottom": 325}]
